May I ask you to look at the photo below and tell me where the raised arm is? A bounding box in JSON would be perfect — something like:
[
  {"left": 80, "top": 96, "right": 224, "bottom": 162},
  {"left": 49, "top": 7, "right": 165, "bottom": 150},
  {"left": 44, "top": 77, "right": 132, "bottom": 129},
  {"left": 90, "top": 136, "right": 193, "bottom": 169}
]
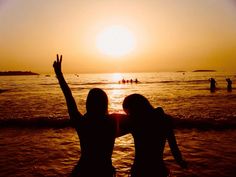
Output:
[{"left": 53, "top": 54, "right": 82, "bottom": 123}]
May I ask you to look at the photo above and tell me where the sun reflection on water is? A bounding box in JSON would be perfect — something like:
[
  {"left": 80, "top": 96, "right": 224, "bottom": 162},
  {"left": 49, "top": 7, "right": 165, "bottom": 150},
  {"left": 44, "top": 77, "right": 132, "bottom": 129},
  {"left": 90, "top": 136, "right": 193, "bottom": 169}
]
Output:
[
  {"left": 108, "top": 88, "right": 126, "bottom": 114},
  {"left": 111, "top": 73, "right": 123, "bottom": 83},
  {"left": 105, "top": 73, "right": 127, "bottom": 113}
]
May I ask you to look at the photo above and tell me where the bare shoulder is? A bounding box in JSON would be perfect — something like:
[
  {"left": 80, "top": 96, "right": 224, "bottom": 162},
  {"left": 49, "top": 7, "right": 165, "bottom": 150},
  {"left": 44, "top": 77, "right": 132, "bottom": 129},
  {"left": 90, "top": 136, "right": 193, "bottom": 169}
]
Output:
[
  {"left": 154, "top": 107, "right": 173, "bottom": 124},
  {"left": 155, "top": 107, "right": 165, "bottom": 115}
]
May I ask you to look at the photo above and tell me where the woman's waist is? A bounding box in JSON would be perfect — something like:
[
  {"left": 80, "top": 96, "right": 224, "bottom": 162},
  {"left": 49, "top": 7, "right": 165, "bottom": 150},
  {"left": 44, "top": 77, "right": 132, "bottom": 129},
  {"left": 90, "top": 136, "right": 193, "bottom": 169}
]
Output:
[
  {"left": 80, "top": 155, "right": 113, "bottom": 165},
  {"left": 131, "top": 160, "right": 168, "bottom": 176},
  {"left": 134, "top": 153, "right": 164, "bottom": 161},
  {"left": 133, "top": 157, "right": 165, "bottom": 168}
]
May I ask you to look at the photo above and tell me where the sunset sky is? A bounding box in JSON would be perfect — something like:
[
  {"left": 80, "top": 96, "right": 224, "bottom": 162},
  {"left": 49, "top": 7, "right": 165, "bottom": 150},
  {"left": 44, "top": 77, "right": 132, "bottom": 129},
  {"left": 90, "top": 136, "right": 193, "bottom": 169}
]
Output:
[{"left": 0, "top": 0, "right": 236, "bottom": 73}]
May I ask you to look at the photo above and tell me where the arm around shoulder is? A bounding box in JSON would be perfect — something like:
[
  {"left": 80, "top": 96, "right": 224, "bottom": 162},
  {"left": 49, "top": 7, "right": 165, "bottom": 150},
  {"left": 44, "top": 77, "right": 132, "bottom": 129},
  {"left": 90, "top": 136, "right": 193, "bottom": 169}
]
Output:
[{"left": 110, "top": 113, "right": 131, "bottom": 137}]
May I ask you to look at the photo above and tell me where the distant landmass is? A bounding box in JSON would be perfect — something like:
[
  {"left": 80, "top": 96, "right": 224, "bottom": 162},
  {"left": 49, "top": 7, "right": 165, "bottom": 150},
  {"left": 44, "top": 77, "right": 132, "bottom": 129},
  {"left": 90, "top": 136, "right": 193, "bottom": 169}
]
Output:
[
  {"left": 192, "top": 70, "right": 216, "bottom": 72},
  {"left": 0, "top": 71, "right": 39, "bottom": 76},
  {"left": 176, "top": 71, "right": 186, "bottom": 72}
]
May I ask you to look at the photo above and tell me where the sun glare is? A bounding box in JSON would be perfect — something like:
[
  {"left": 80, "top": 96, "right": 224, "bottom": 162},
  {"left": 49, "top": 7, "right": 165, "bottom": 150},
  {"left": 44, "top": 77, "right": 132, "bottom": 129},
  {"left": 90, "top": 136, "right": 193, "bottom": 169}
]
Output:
[
  {"left": 111, "top": 73, "right": 123, "bottom": 82},
  {"left": 96, "top": 25, "right": 136, "bottom": 57}
]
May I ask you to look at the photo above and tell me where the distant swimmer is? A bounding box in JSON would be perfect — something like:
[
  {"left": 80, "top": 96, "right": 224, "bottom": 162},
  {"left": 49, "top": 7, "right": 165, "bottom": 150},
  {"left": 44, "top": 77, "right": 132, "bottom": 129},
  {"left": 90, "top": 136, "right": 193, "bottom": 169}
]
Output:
[
  {"left": 121, "top": 78, "right": 125, "bottom": 84},
  {"left": 226, "top": 78, "right": 232, "bottom": 92},
  {"left": 209, "top": 78, "right": 216, "bottom": 92},
  {"left": 119, "top": 78, "right": 139, "bottom": 84}
]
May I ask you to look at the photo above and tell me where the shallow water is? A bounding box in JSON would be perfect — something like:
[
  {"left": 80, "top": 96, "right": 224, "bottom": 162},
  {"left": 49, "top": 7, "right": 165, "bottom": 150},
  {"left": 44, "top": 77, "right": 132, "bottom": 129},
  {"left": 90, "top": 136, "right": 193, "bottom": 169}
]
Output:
[
  {"left": 0, "top": 72, "right": 236, "bottom": 176},
  {"left": 0, "top": 128, "right": 235, "bottom": 177},
  {"left": 1, "top": 72, "right": 236, "bottom": 123}
]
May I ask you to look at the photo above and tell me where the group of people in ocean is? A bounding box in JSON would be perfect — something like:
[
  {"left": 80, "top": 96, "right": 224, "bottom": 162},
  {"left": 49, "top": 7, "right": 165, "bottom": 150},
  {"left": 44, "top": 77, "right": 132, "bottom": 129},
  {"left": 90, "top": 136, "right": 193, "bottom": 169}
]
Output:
[
  {"left": 118, "top": 78, "right": 139, "bottom": 84},
  {"left": 209, "top": 77, "right": 233, "bottom": 92},
  {"left": 53, "top": 54, "right": 187, "bottom": 177}
]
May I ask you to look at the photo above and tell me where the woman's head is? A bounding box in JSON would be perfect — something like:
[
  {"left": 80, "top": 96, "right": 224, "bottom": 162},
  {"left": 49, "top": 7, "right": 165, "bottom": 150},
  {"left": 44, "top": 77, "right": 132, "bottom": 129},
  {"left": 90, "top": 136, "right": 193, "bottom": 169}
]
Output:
[
  {"left": 122, "top": 94, "right": 153, "bottom": 116},
  {"left": 86, "top": 88, "right": 108, "bottom": 116}
]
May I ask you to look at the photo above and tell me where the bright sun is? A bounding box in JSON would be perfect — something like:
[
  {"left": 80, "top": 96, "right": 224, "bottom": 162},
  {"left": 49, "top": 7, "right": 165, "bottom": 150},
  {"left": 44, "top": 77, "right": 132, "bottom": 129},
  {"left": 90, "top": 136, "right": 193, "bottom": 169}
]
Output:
[{"left": 96, "top": 25, "right": 136, "bottom": 57}]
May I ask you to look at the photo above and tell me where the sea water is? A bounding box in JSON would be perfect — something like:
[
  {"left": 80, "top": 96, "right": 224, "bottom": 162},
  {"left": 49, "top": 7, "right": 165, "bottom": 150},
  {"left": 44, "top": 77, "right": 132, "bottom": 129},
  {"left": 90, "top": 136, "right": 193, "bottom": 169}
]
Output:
[{"left": 0, "top": 72, "right": 236, "bottom": 177}]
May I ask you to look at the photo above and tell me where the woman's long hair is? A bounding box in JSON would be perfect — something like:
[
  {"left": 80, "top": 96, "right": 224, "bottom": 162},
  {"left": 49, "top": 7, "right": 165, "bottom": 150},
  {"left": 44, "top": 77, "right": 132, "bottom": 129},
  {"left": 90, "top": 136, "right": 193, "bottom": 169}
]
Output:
[
  {"left": 86, "top": 88, "right": 108, "bottom": 116},
  {"left": 122, "top": 94, "right": 153, "bottom": 117}
]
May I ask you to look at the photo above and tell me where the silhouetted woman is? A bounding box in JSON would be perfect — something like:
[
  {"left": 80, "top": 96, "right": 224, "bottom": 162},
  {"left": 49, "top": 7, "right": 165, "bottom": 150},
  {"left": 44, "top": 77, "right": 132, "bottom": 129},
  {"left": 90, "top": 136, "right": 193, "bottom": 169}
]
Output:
[
  {"left": 122, "top": 94, "right": 187, "bottom": 177},
  {"left": 53, "top": 54, "right": 123, "bottom": 177}
]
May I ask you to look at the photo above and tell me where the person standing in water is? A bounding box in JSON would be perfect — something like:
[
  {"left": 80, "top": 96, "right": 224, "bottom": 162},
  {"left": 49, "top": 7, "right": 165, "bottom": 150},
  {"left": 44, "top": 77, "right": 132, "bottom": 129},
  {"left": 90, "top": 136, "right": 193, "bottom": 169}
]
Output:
[
  {"left": 53, "top": 54, "right": 126, "bottom": 177},
  {"left": 226, "top": 78, "right": 232, "bottom": 92},
  {"left": 122, "top": 94, "right": 187, "bottom": 177},
  {"left": 209, "top": 78, "right": 216, "bottom": 92}
]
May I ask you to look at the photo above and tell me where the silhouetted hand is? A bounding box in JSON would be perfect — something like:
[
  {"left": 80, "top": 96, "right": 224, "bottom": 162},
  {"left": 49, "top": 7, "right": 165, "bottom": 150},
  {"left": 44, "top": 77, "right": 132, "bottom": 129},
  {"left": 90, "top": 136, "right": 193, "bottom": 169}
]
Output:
[
  {"left": 178, "top": 159, "right": 188, "bottom": 169},
  {"left": 53, "top": 54, "right": 63, "bottom": 76}
]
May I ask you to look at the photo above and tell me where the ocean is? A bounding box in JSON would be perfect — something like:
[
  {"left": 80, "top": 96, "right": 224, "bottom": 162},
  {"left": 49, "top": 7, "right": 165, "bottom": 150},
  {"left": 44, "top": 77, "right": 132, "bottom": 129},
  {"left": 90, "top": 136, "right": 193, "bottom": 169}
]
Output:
[{"left": 0, "top": 72, "right": 236, "bottom": 177}]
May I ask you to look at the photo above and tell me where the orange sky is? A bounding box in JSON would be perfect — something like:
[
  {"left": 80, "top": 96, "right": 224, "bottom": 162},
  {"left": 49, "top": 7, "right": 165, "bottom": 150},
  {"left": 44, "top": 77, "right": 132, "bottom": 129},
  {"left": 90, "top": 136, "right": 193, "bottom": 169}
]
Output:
[{"left": 0, "top": 0, "right": 236, "bottom": 73}]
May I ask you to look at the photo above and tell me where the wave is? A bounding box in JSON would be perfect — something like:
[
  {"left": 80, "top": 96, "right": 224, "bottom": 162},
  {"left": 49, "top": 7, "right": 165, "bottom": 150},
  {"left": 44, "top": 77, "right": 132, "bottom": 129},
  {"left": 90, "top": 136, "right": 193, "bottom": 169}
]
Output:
[
  {"left": 39, "top": 83, "right": 59, "bottom": 86},
  {"left": 71, "top": 87, "right": 130, "bottom": 91},
  {"left": 152, "top": 79, "right": 208, "bottom": 84},
  {"left": 172, "top": 118, "right": 236, "bottom": 130},
  {"left": 38, "top": 79, "right": 211, "bottom": 87},
  {"left": 192, "top": 87, "right": 236, "bottom": 91},
  {"left": 0, "top": 117, "right": 71, "bottom": 128},
  {"left": 73, "top": 82, "right": 111, "bottom": 85},
  {"left": 0, "top": 89, "right": 9, "bottom": 93},
  {"left": 65, "top": 79, "right": 210, "bottom": 86},
  {"left": 0, "top": 116, "right": 235, "bottom": 130}
]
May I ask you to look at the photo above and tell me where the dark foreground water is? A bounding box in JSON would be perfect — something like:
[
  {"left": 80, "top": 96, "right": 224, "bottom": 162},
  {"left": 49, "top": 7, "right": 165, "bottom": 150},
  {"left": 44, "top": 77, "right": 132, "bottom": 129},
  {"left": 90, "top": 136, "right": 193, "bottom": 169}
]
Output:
[{"left": 0, "top": 128, "right": 235, "bottom": 177}]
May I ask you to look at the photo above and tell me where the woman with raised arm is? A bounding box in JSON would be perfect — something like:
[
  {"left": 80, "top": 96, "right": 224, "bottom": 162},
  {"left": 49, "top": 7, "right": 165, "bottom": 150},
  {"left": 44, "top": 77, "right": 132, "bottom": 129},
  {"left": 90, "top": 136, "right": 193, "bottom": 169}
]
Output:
[
  {"left": 53, "top": 54, "right": 127, "bottom": 177},
  {"left": 122, "top": 94, "right": 187, "bottom": 177}
]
